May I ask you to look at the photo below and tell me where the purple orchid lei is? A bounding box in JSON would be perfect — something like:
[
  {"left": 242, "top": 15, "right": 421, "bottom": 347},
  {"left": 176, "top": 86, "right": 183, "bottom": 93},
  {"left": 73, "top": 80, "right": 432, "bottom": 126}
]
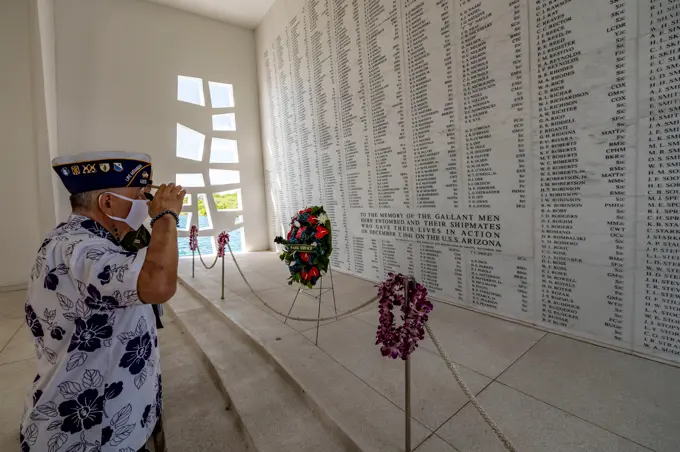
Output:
[
  {"left": 189, "top": 225, "right": 199, "bottom": 252},
  {"left": 217, "top": 232, "right": 230, "bottom": 257},
  {"left": 376, "top": 273, "right": 433, "bottom": 360}
]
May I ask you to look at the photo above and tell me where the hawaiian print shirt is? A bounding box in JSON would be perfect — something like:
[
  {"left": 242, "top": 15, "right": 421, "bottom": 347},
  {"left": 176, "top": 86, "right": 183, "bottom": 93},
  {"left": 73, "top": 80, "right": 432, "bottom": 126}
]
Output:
[{"left": 20, "top": 214, "right": 161, "bottom": 452}]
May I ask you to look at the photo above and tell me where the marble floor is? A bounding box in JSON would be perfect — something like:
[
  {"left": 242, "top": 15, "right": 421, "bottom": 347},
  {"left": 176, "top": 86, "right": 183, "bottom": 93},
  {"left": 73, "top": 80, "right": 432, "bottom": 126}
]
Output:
[
  {"left": 0, "top": 289, "right": 246, "bottom": 452},
  {"left": 177, "top": 252, "right": 680, "bottom": 452}
]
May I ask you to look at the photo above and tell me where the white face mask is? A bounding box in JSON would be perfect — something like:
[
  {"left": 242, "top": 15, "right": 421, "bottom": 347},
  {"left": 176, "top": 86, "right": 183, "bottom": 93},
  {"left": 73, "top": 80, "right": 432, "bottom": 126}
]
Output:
[{"left": 101, "top": 192, "right": 149, "bottom": 231}]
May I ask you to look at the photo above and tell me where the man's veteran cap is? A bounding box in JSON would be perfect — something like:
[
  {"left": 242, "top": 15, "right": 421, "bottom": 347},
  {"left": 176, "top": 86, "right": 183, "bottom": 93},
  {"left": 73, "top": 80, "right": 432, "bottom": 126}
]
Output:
[{"left": 52, "top": 151, "right": 152, "bottom": 195}]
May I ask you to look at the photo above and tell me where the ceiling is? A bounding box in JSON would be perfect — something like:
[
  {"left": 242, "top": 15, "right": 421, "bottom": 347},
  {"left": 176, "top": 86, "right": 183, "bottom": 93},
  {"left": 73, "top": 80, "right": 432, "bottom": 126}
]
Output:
[{"left": 146, "top": 0, "right": 276, "bottom": 29}]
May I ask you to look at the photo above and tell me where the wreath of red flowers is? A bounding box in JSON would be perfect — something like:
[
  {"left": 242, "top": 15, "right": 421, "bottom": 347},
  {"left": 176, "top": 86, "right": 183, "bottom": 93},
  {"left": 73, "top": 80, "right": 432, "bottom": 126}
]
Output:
[
  {"left": 274, "top": 206, "right": 332, "bottom": 288},
  {"left": 376, "top": 273, "right": 433, "bottom": 360}
]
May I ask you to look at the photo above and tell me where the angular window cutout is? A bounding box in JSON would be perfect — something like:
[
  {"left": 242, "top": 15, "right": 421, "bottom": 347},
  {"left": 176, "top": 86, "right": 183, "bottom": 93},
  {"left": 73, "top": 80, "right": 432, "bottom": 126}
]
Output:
[
  {"left": 212, "top": 113, "right": 236, "bottom": 131},
  {"left": 209, "top": 169, "right": 240, "bottom": 186},
  {"left": 176, "top": 124, "right": 205, "bottom": 161},
  {"left": 177, "top": 76, "right": 205, "bottom": 106},
  {"left": 197, "top": 194, "right": 213, "bottom": 231},
  {"left": 176, "top": 173, "right": 205, "bottom": 188},
  {"left": 209, "top": 81, "right": 235, "bottom": 108},
  {"left": 183, "top": 194, "right": 192, "bottom": 206},
  {"left": 210, "top": 137, "right": 239, "bottom": 163},
  {"left": 213, "top": 189, "right": 241, "bottom": 211},
  {"left": 177, "top": 212, "right": 192, "bottom": 231},
  {"left": 235, "top": 215, "right": 243, "bottom": 225},
  {"left": 178, "top": 236, "right": 215, "bottom": 257},
  {"left": 228, "top": 228, "right": 245, "bottom": 252}
]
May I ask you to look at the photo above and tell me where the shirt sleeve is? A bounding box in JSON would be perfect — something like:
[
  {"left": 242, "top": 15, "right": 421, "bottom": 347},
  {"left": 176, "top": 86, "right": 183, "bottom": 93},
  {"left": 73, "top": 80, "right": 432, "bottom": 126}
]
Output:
[{"left": 67, "top": 239, "right": 147, "bottom": 309}]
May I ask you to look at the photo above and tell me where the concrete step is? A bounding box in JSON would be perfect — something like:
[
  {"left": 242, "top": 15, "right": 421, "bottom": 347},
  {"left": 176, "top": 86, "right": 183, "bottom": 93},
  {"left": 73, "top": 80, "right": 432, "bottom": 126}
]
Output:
[{"left": 167, "top": 285, "right": 355, "bottom": 452}]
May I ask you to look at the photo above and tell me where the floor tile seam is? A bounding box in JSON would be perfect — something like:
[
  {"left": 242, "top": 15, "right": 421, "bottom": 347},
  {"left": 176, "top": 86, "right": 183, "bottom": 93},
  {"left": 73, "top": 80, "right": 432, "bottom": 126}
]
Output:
[
  {"left": 493, "top": 381, "right": 658, "bottom": 451},
  {"left": 299, "top": 319, "right": 339, "bottom": 333},
  {"left": 0, "top": 322, "right": 24, "bottom": 354},
  {"left": 426, "top": 332, "right": 549, "bottom": 449},
  {"left": 301, "top": 324, "right": 435, "bottom": 436},
  {"left": 0, "top": 356, "right": 35, "bottom": 367},
  {"left": 428, "top": 374, "right": 499, "bottom": 449},
  {"left": 413, "top": 432, "right": 462, "bottom": 452},
  {"left": 491, "top": 331, "right": 549, "bottom": 384}
]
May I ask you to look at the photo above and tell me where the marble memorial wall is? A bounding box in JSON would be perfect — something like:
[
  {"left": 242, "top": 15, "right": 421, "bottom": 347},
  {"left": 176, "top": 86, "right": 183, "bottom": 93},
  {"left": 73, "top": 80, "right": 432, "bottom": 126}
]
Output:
[{"left": 256, "top": 0, "right": 680, "bottom": 363}]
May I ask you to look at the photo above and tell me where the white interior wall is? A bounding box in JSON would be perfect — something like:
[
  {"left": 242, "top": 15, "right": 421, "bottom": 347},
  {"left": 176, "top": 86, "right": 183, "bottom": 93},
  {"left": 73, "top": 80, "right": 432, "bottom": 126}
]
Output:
[
  {"left": 54, "top": 0, "right": 269, "bottom": 251},
  {"left": 30, "top": 0, "right": 62, "bottom": 237},
  {"left": 0, "top": 0, "right": 44, "bottom": 287}
]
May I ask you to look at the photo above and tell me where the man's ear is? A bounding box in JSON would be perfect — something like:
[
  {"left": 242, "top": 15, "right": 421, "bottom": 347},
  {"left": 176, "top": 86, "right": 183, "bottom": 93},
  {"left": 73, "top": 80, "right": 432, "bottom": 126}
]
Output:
[{"left": 98, "top": 192, "right": 113, "bottom": 213}]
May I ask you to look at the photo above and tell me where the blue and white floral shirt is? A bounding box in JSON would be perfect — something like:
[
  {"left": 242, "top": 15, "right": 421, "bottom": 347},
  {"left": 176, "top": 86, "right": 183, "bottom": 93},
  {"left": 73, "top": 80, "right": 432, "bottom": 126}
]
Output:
[{"left": 20, "top": 214, "right": 161, "bottom": 452}]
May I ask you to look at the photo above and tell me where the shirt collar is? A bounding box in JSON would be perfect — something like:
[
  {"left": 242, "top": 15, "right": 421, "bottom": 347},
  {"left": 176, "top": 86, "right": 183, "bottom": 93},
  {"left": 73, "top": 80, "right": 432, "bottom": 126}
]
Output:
[{"left": 66, "top": 213, "right": 119, "bottom": 245}]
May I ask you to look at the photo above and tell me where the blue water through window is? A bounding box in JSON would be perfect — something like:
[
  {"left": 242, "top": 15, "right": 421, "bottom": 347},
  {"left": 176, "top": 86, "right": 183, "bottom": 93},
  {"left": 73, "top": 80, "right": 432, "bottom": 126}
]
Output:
[
  {"left": 177, "top": 229, "right": 243, "bottom": 257},
  {"left": 178, "top": 215, "right": 210, "bottom": 230}
]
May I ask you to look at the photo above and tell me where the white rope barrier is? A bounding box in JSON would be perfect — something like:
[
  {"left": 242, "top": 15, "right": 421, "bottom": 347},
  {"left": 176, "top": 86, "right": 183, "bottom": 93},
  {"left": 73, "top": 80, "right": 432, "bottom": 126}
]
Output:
[
  {"left": 225, "top": 243, "right": 377, "bottom": 322},
  {"left": 426, "top": 323, "right": 517, "bottom": 451},
  {"left": 208, "top": 243, "right": 517, "bottom": 451},
  {"left": 196, "top": 245, "right": 219, "bottom": 270}
]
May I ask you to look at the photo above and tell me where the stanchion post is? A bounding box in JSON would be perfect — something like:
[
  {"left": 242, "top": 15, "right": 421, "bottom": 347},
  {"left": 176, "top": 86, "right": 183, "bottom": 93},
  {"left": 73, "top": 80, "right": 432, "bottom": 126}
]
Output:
[
  {"left": 404, "top": 276, "right": 412, "bottom": 452},
  {"left": 192, "top": 249, "right": 195, "bottom": 278},
  {"left": 221, "top": 254, "right": 225, "bottom": 300},
  {"left": 315, "top": 276, "right": 322, "bottom": 345}
]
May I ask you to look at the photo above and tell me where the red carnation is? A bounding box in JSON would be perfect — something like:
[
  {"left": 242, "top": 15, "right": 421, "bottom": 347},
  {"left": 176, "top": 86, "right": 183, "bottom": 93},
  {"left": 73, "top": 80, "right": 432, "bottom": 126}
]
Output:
[
  {"left": 308, "top": 216, "right": 318, "bottom": 225},
  {"left": 300, "top": 270, "right": 310, "bottom": 281},
  {"left": 315, "top": 226, "right": 329, "bottom": 239},
  {"left": 300, "top": 252, "right": 310, "bottom": 263},
  {"left": 309, "top": 266, "right": 320, "bottom": 278},
  {"left": 296, "top": 227, "right": 307, "bottom": 239}
]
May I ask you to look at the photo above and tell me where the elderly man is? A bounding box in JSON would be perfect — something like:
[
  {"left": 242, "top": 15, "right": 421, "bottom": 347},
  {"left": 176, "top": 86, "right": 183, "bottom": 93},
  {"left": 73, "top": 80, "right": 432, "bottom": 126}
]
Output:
[{"left": 20, "top": 152, "right": 185, "bottom": 452}]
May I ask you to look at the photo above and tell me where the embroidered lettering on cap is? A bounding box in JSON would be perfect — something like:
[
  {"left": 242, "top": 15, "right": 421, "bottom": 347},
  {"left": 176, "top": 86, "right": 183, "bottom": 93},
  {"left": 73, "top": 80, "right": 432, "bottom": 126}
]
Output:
[{"left": 125, "top": 164, "right": 143, "bottom": 182}]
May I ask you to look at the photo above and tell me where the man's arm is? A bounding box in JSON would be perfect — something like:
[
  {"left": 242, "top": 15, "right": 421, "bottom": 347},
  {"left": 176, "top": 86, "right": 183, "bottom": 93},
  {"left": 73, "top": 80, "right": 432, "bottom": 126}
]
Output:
[{"left": 138, "top": 184, "right": 185, "bottom": 304}]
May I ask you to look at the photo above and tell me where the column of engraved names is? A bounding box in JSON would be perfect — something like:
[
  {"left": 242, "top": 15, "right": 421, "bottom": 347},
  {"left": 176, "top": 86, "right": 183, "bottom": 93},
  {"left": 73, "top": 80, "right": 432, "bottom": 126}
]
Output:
[
  {"left": 365, "top": 0, "right": 411, "bottom": 209},
  {"left": 266, "top": 46, "right": 288, "bottom": 234},
  {"left": 263, "top": 51, "right": 283, "bottom": 238},
  {"left": 509, "top": 0, "right": 529, "bottom": 208},
  {"left": 534, "top": 0, "right": 635, "bottom": 342},
  {"left": 403, "top": 0, "right": 460, "bottom": 209},
  {"left": 417, "top": 244, "right": 465, "bottom": 301},
  {"left": 600, "top": 0, "right": 635, "bottom": 342},
  {"left": 276, "top": 32, "right": 301, "bottom": 214},
  {"left": 535, "top": 0, "right": 587, "bottom": 330},
  {"left": 333, "top": 0, "right": 373, "bottom": 210},
  {"left": 468, "top": 251, "right": 531, "bottom": 318},
  {"left": 332, "top": 0, "right": 379, "bottom": 276},
  {"left": 460, "top": 0, "right": 496, "bottom": 208},
  {"left": 309, "top": 0, "right": 350, "bottom": 269},
  {"left": 638, "top": 0, "right": 680, "bottom": 358},
  {"left": 469, "top": 251, "right": 502, "bottom": 309},
  {"left": 458, "top": 0, "right": 530, "bottom": 209},
  {"left": 290, "top": 14, "right": 316, "bottom": 207}
]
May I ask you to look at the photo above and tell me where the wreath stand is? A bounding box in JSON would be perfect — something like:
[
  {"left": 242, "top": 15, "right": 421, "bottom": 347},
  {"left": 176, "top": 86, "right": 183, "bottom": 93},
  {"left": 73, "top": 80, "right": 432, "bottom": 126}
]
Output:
[{"left": 284, "top": 266, "right": 338, "bottom": 345}]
